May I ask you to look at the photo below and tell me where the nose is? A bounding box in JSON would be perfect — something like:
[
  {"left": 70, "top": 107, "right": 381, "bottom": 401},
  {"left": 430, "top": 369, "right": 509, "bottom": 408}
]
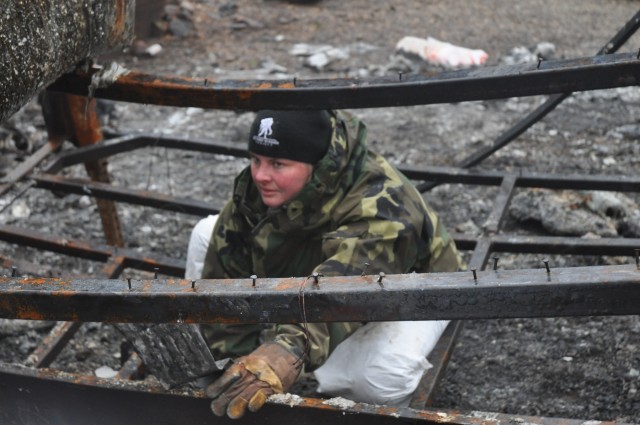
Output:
[{"left": 252, "top": 162, "right": 271, "bottom": 184}]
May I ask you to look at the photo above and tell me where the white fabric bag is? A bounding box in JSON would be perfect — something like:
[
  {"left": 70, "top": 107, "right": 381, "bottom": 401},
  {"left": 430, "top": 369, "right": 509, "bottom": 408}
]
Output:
[{"left": 314, "top": 320, "right": 449, "bottom": 407}]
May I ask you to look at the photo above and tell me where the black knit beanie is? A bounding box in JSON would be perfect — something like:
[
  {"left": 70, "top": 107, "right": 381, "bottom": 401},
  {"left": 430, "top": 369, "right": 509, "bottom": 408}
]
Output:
[{"left": 248, "top": 110, "right": 332, "bottom": 164}]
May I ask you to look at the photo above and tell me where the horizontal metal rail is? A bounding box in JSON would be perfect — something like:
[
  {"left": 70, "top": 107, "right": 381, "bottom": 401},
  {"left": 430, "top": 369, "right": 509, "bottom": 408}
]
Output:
[
  {"left": 451, "top": 233, "right": 640, "bottom": 256},
  {"left": 0, "top": 225, "right": 185, "bottom": 277},
  {"left": 33, "top": 173, "right": 222, "bottom": 216},
  {"left": 0, "top": 364, "right": 616, "bottom": 425},
  {"left": 31, "top": 166, "right": 640, "bottom": 218},
  {"left": 2, "top": 224, "right": 639, "bottom": 278},
  {"left": 42, "top": 134, "right": 247, "bottom": 175},
  {"left": 0, "top": 265, "right": 638, "bottom": 324},
  {"left": 47, "top": 52, "right": 640, "bottom": 110}
]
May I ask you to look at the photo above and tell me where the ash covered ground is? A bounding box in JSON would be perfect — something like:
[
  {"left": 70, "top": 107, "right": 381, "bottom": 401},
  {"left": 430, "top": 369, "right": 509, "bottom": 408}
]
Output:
[{"left": 1, "top": 0, "right": 640, "bottom": 422}]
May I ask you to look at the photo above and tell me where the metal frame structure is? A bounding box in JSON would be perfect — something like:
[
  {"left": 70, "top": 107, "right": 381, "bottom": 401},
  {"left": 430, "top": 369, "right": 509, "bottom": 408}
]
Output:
[{"left": 1, "top": 8, "right": 640, "bottom": 425}]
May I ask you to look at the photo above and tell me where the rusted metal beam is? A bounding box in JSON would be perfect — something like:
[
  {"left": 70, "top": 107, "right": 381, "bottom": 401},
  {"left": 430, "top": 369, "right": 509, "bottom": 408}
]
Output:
[
  {"left": 61, "top": 94, "right": 125, "bottom": 247},
  {"left": 0, "top": 363, "right": 624, "bottom": 425},
  {"left": 399, "top": 164, "right": 640, "bottom": 192},
  {"left": 483, "top": 174, "right": 518, "bottom": 234},
  {"left": 0, "top": 225, "right": 185, "bottom": 277},
  {"left": 42, "top": 133, "right": 640, "bottom": 192},
  {"left": 409, "top": 321, "right": 463, "bottom": 409},
  {"left": 33, "top": 173, "right": 222, "bottom": 216},
  {"left": 0, "top": 140, "right": 58, "bottom": 196},
  {"left": 0, "top": 265, "right": 638, "bottom": 324},
  {"left": 42, "top": 133, "right": 247, "bottom": 174},
  {"left": 451, "top": 233, "right": 640, "bottom": 257},
  {"left": 0, "top": 0, "right": 134, "bottom": 122},
  {"left": 48, "top": 52, "right": 640, "bottom": 110},
  {"left": 23, "top": 321, "right": 82, "bottom": 368}
]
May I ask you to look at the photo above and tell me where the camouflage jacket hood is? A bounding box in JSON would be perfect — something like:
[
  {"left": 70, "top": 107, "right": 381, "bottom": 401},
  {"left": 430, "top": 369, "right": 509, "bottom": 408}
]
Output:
[{"left": 202, "top": 109, "right": 461, "bottom": 280}]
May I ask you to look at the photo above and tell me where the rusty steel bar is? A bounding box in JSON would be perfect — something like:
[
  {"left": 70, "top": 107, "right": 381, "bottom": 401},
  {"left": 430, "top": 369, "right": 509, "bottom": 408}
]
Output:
[
  {"left": 483, "top": 174, "right": 518, "bottom": 234},
  {"left": 47, "top": 52, "right": 640, "bottom": 110},
  {"left": 0, "top": 265, "right": 638, "bottom": 324},
  {"left": 61, "top": 95, "right": 125, "bottom": 247},
  {"left": 0, "top": 141, "right": 58, "bottom": 196},
  {"left": 40, "top": 133, "right": 640, "bottom": 192},
  {"left": 399, "top": 164, "right": 640, "bottom": 192},
  {"left": 409, "top": 321, "right": 463, "bottom": 409},
  {"left": 464, "top": 237, "right": 492, "bottom": 270},
  {"left": 33, "top": 173, "right": 222, "bottom": 216},
  {"left": 43, "top": 133, "right": 247, "bottom": 175},
  {"left": 0, "top": 363, "right": 623, "bottom": 425},
  {"left": 0, "top": 0, "right": 134, "bottom": 122},
  {"left": 0, "top": 225, "right": 185, "bottom": 277},
  {"left": 451, "top": 233, "right": 640, "bottom": 257},
  {"left": 23, "top": 321, "right": 82, "bottom": 368},
  {"left": 114, "top": 352, "right": 145, "bottom": 380},
  {"left": 415, "top": 9, "right": 640, "bottom": 192}
]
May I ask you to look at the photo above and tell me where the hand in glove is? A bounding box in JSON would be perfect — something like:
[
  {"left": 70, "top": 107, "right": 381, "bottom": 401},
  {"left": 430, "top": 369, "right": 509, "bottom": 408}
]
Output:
[{"left": 206, "top": 342, "right": 302, "bottom": 419}]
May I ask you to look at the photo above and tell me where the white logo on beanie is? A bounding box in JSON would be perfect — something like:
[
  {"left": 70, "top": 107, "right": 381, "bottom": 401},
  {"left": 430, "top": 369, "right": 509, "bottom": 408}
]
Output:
[
  {"left": 253, "top": 117, "right": 279, "bottom": 146},
  {"left": 257, "top": 118, "right": 273, "bottom": 138}
]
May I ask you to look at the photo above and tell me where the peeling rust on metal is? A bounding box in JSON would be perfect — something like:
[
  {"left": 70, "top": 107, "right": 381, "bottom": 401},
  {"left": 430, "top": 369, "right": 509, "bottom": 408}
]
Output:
[
  {"left": 47, "top": 52, "right": 640, "bottom": 110},
  {"left": 0, "top": 265, "right": 638, "bottom": 324}
]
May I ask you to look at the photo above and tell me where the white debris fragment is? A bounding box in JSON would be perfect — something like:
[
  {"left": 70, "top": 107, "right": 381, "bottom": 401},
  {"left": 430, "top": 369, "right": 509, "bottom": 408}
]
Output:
[
  {"left": 395, "top": 36, "right": 488, "bottom": 69},
  {"left": 95, "top": 365, "right": 118, "bottom": 379},
  {"left": 268, "top": 393, "right": 303, "bottom": 407},
  {"left": 145, "top": 43, "right": 163, "bottom": 56},
  {"left": 11, "top": 201, "right": 30, "bottom": 218},
  {"left": 502, "top": 42, "right": 556, "bottom": 65},
  {"left": 321, "top": 397, "right": 356, "bottom": 409},
  {"left": 289, "top": 43, "right": 350, "bottom": 70}
]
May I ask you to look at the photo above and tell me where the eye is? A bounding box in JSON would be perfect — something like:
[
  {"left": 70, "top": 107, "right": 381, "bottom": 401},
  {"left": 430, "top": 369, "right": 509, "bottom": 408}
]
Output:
[
  {"left": 250, "top": 156, "right": 260, "bottom": 166},
  {"left": 272, "top": 160, "right": 284, "bottom": 169}
]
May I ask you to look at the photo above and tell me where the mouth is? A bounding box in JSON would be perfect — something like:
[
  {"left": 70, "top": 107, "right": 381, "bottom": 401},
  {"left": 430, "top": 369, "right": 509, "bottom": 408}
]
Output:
[{"left": 258, "top": 187, "right": 277, "bottom": 196}]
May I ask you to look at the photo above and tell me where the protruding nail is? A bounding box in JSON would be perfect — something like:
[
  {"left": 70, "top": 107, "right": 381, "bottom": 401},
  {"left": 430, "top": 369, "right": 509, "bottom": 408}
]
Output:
[
  {"left": 635, "top": 249, "right": 640, "bottom": 269},
  {"left": 537, "top": 57, "right": 543, "bottom": 69},
  {"left": 154, "top": 268, "right": 159, "bottom": 279},
  {"left": 11, "top": 266, "right": 16, "bottom": 277},
  {"left": 312, "top": 272, "right": 323, "bottom": 286},
  {"left": 637, "top": 48, "right": 640, "bottom": 59},
  {"left": 127, "top": 277, "right": 131, "bottom": 290},
  {"left": 361, "top": 262, "right": 371, "bottom": 277},
  {"left": 493, "top": 257, "right": 499, "bottom": 271},
  {"left": 204, "top": 78, "right": 208, "bottom": 87},
  {"left": 191, "top": 280, "right": 196, "bottom": 289},
  {"left": 293, "top": 77, "right": 297, "bottom": 87},
  {"left": 398, "top": 72, "right": 403, "bottom": 81},
  {"left": 251, "top": 274, "right": 257, "bottom": 287},
  {"left": 377, "top": 272, "right": 385, "bottom": 285},
  {"left": 471, "top": 268, "right": 477, "bottom": 281},
  {"left": 543, "top": 259, "right": 550, "bottom": 273}
]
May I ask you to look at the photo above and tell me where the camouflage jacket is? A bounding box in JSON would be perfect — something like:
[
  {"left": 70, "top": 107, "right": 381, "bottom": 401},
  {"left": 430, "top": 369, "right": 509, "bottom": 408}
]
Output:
[{"left": 201, "top": 110, "right": 463, "bottom": 370}]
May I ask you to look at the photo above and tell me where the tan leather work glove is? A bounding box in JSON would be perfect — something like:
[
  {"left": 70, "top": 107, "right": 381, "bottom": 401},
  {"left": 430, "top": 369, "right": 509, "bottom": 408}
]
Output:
[{"left": 206, "top": 342, "right": 302, "bottom": 419}]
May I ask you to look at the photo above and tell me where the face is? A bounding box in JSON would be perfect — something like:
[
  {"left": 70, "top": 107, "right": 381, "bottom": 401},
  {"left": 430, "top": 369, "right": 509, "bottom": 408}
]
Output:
[{"left": 250, "top": 153, "right": 313, "bottom": 208}]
